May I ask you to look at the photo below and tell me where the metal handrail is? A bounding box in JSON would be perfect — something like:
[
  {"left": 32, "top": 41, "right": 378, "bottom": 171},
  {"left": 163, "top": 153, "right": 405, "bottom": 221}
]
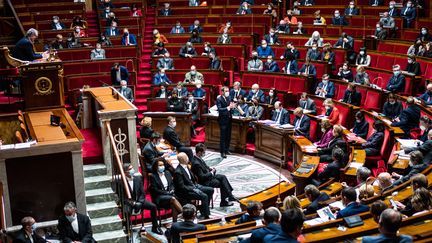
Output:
[{"left": 6, "top": 0, "right": 25, "bottom": 36}]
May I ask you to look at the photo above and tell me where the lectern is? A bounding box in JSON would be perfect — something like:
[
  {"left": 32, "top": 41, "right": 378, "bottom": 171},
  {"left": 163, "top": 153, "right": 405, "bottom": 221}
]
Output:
[{"left": 19, "top": 61, "right": 64, "bottom": 110}]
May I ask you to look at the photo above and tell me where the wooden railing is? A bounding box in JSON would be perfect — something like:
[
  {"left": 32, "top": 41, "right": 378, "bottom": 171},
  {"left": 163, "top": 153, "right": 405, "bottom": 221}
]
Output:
[{"left": 6, "top": 0, "right": 25, "bottom": 36}]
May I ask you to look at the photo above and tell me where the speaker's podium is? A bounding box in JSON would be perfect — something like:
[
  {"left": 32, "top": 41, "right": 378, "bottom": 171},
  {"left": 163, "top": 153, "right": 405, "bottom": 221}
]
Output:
[{"left": 19, "top": 60, "right": 64, "bottom": 110}]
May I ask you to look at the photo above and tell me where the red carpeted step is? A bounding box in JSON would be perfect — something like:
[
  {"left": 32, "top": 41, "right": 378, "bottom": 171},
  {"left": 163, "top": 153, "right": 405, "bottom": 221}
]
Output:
[
  {"left": 135, "top": 98, "right": 148, "bottom": 104},
  {"left": 135, "top": 90, "right": 151, "bottom": 96},
  {"left": 81, "top": 128, "right": 103, "bottom": 165},
  {"left": 137, "top": 84, "right": 152, "bottom": 89}
]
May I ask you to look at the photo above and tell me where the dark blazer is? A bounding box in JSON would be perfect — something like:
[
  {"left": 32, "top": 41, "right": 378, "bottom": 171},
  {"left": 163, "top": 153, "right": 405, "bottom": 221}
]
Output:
[
  {"left": 304, "top": 192, "right": 330, "bottom": 215},
  {"left": 265, "top": 96, "right": 279, "bottom": 106},
  {"left": 306, "top": 49, "right": 321, "bottom": 61},
  {"left": 338, "top": 70, "right": 354, "bottom": 82},
  {"left": 393, "top": 163, "right": 429, "bottom": 186},
  {"left": 369, "top": 0, "right": 383, "bottom": 5},
  {"left": 174, "top": 87, "right": 188, "bottom": 98},
  {"left": 170, "top": 221, "right": 206, "bottom": 243},
  {"left": 155, "top": 89, "right": 171, "bottom": 98},
  {"left": 188, "top": 25, "right": 203, "bottom": 33},
  {"left": 284, "top": 60, "right": 298, "bottom": 74},
  {"left": 294, "top": 115, "right": 310, "bottom": 139},
  {"left": 143, "top": 142, "right": 163, "bottom": 170},
  {"left": 405, "top": 62, "right": 422, "bottom": 76},
  {"left": 157, "top": 57, "right": 174, "bottom": 70},
  {"left": 362, "top": 234, "right": 412, "bottom": 243},
  {"left": 316, "top": 81, "right": 335, "bottom": 98},
  {"left": 276, "top": 24, "right": 290, "bottom": 34},
  {"left": 235, "top": 214, "right": 262, "bottom": 225},
  {"left": 344, "top": 7, "right": 359, "bottom": 15},
  {"left": 153, "top": 73, "right": 172, "bottom": 85},
  {"left": 167, "top": 98, "right": 185, "bottom": 112},
  {"left": 321, "top": 51, "right": 336, "bottom": 65},
  {"left": 149, "top": 171, "right": 175, "bottom": 205},
  {"left": 170, "top": 26, "right": 186, "bottom": 34},
  {"left": 388, "top": 7, "right": 399, "bottom": 16},
  {"left": 104, "top": 27, "right": 119, "bottom": 36},
  {"left": 342, "top": 90, "right": 361, "bottom": 106},
  {"left": 319, "top": 137, "right": 348, "bottom": 155},
  {"left": 282, "top": 48, "right": 300, "bottom": 60},
  {"left": 336, "top": 202, "right": 369, "bottom": 218},
  {"left": 58, "top": 213, "right": 95, "bottom": 243},
  {"left": 130, "top": 174, "right": 146, "bottom": 203},
  {"left": 263, "top": 231, "right": 298, "bottom": 243},
  {"left": 400, "top": 7, "right": 416, "bottom": 21},
  {"left": 111, "top": 66, "right": 129, "bottom": 85},
  {"left": 236, "top": 7, "right": 252, "bottom": 14},
  {"left": 391, "top": 105, "right": 421, "bottom": 136},
  {"left": 188, "top": 36, "right": 203, "bottom": 44},
  {"left": 12, "top": 37, "right": 43, "bottom": 61},
  {"left": 51, "top": 21, "right": 66, "bottom": 30},
  {"left": 140, "top": 127, "right": 153, "bottom": 139},
  {"left": 352, "top": 120, "right": 369, "bottom": 139},
  {"left": 318, "top": 160, "right": 343, "bottom": 181},
  {"left": 271, "top": 108, "right": 290, "bottom": 125},
  {"left": 246, "top": 90, "right": 265, "bottom": 103},
  {"left": 163, "top": 125, "right": 184, "bottom": 148},
  {"left": 386, "top": 73, "right": 406, "bottom": 93},
  {"left": 243, "top": 223, "right": 281, "bottom": 243},
  {"left": 299, "top": 63, "right": 317, "bottom": 77},
  {"left": 191, "top": 155, "right": 213, "bottom": 184},
  {"left": 299, "top": 98, "right": 317, "bottom": 114},
  {"left": 382, "top": 101, "right": 403, "bottom": 120},
  {"left": 264, "top": 61, "right": 280, "bottom": 73},
  {"left": 117, "top": 87, "right": 134, "bottom": 102},
  {"left": 216, "top": 95, "right": 232, "bottom": 123},
  {"left": 13, "top": 229, "right": 47, "bottom": 243},
  {"left": 419, "top": 128, "right": 431, "bottom": 142},
  {"left": 121, "top": 34, "right": 137, "bottom": 45},
  {"left": 229, "top": 89, "right": 247, "bottom": 100},
  {"left": 192, "top": 88, "right": 206, "bottom": 98},
  {"left": 173, "top": 165, "right": 197, "bottom": 195},
  {"left": 160, "top": 8, "right": 172, "bottom": 16},
  {"left": 264, "top": 34, "right": 280, "bottom": 45},
  {"left": 405, "top": 140, "right": 432, "bottom": 164},
  {"left": 332, "top": 16, "right": 348, "bottom": 26},
  {"left": 362, "top": 131, "right": 384, "bottom": 150},
  {"left": 209, "top": 57, "right": 221, "bottom": 70},
  {"left": 179, "top": 46, "right": 197, "bottom": 57},
  {"left": 334, "top": 37, "right": 353, "bottom": 49},
  {"left": 301, "top": 0, "right": 314, "bottom": 5}
]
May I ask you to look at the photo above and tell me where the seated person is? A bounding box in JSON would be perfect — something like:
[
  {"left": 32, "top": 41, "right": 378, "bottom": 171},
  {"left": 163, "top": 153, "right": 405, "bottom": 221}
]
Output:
[
  {"left": 236, "top": 2, "right": 252, "bottom": 14},
  {"left": 188, "top": 19, "right": 203, "bottom": 33},
  {"left": 283, "top": 195, "right": 302, "bottom": 211},
  {"left": 298, "top": 59, "right": 317, "bottom": 78},
  {"left": 188, "top": 30, "right": 203, "bottom": 43},
  {"left": 236, "top": 201, "right": 263, "bottom": 224},
  {"left": 153, "top": 68, "right": 172, "bottom": 85},
  {"left": 179, "top": 42, "right": 197, "bottom": 58},
  {"left": 351, "top": 111, "right": 369, "bottom": 139},
  {"left": 232, "top": 96, "right": 249, "bottom": 117},
  {"left": 392, "top": 151, "right": 427, "bottom": 186},
  {"left": 373, "top": 23, "right": 388, "bottom": 40},
  {"left": 218, "top": 20, "right": 234, "bottom": 33},
  {"left": 400, "top": 0, "right": 416, "bottom": 28},
  {"left": 58, "top": 202, "right": 98, "bottom": 242},
  {"left": 202, "top": 43, "right": 216, "bottom": 57},
  {"left": 73, "top": 26, "right": 87, "bottom": 38},
  {"left": 45, "top": 34, "right": 65, "bottom": 50},
  {"left": 121, "top": 28, "right": 136, "bottom": 46},
  {"left": 410, "top": 188, "right": 432, "bottom": 216},
  {"left": 306, "top": 43, "right": 321, "bottom": 61},
  {"left": 362, "top": 209, "right": 412, "bottom": 243},
  {"left": 264, "top": 55, "right": 280, "bottom": 72},
  {"left": 117, "top": 80, "right": 134, "bottom": 103},
  {"left": 359, "top": 183, "right": 379, "bottom": 202},
  {"left": 337, "top": 62, "right": 354, "bottom": 82},
  {"left": 404, "top": 129, "right": 432, "bottom": 164},
  {"left": 264, "top": 28, "right": 280, "bottom": 45},
  {"left": 418, "top": 83, "right": 432, "bottom": 106},
  {"left": 265, "top": 88, "right": 279, "bottom": 106},
  {"left": 167, "top": 92, "right": 184, "bottom": 112},
  {"left": 140, "top": 117, "right": 154, "bottom": 140},
  {"left": 208, "top": 52, "right": 221, "bottom": 70},
  {"left": 152, "top": 42, "right": 168, "bottom": 57},
  {"left": 192, "top": 143, "right": 237, "bottom": 207},
  {"left": 217, "top": 32, "right": 232, "bottom": 44},
  {"left": 303, "top": 184, "right": 330, "bottom": 215},
  {"left": 336, "top": 187, "right": 369, "bottom": 218},
  {"left": 318, "top": 125, "right": 347, "bottom": 162},
  {"left": 313, "top": 11, "right": 326, "bottom": 25},
  {"left": 376, "top": 172, "right": 393, "bottom": 192},
  {"left": 318, "top": 147, "right": 346, "bottom": 181},
  {"left": 172, "top": 82, "right": 187, "bottom": 99},
  {"left": 341, "top": 83, "right": 361, "bottom": 106},
  {"left": 369, "top": 201, "right": 387, "bottom": 224},
  {"left": 315, "top": 74, "right": 335, "bottom": 98},
  {"left": 284, "top": 10, "right": 298, "bottom": 25},
  {"left": 263, "top": 209, "right": 305, "bottom": 243},
  {"left": 153, "top": 29, "right": 168, "bottom": 45},
  {"left": 230, "top": 81, "right": 247, "bottom": 101},
  {"left": 281, "top": 42, "right": 300, "bottom": 61},
  {"left": 111, "top": 63, "right": 129, "bottom": 85},
  {"left": 334, "top": 33, "right": 354, "bottom": 50},
  {"left": 105, "top": 22, "right": 119, "bottom": 37},
  {"left": 192, "top": 81, "right": 206, "bottom": 99},
  {"left": 321, "top": 43, "right": 336, "bottom": 70},
  {"left": 301, "top": 0, "right": 314, "bottom": 6},
  {"left": 90, "top": 43, "right": 105, "bottom": 60},
  {"left": 190, "top": 0, "right": 200, "bottom": 7},
  {"left": 391, "top": 96, "right": 420, "bottom": 137},
  {"left": 170, "top": 21, "right": 185, "bottom": 34},
  {"left": 314, "top": 119, "right": 334, "bottom": 148},
  {"left": 247, "top": 97, "right": 264, "bottom": 120},
  {"left": 323, "top": 99, "right": 340, "bottom": 124},
  {"left": 170, "top": 204, "right": 206, "bottom": 243},
  {"left": 247, "top": 51, "right": 263, "bottom": 71},
  {"left": 345, "top": 1, "right": 359, "bottom": 16},
  {"left": 13, "top": 217, "right": 47, "bottom": 243},
  {"left": 331, "top": 10, "right": 348, "bottom": 26},
  {"left": 299, "top": 92, "right": 317, "bottom": 114},
  {"left": 173, "top": 153, "right": 214, "bottom": 219},
  {"left": 243, "top": 207, "right": 281, "bottom": 243},
  {"left": 370, "top": 0, "right": 383, "bottom": 6},
  {"left": 293, "top": 107, "right": 310, "bottom": 139},
  {"left": 382, "top": 93, "right": 403, "bottom": 120},
  {"left": 156, "top": 84, "right": 171, "bottom": 98},
  {"left": 257, "top": 40, "right": 275, "bottom": 58},
  {"left": 271, "top": 101, "right": 290, "bottom": 125},
  {"left": 282, "top": 54, "right": 298, "bottom": 74},
  {"left": 142, "top": 132, "right": 167, "bottom": 172},
  {"left": 393, "top": 174, "right": 428, "bottom": 216},
  {"left": 292, "top": 21, "right": 307, "bottom": 35},
  {"left": 246, "top": 84, "right": 265, "bottom": 103},
  {"left": 51, "top": 16, "right": 66, "bottom": 30},
  {"left": 276, "top": 20, "right": 290, "bottom": 34},
  {"left": 362, "top": 120, "right": 385, "bottom": 156},
  {"left": 404, "top": 55, "right": 422, "bottom": 76},
  {"left": 160, "top": 3, "right": 172, "bottom": 16},
  {"left": 354, "top": 66, "right": 370, "bottom": 85},
  {"left": 156, "top": 52, "right": 174, "bottom": 70},
  {"left": 356, "top": 167, "right": 371, "bottom": 187},
  {"left": 386, "top": 64, "right": 406, "bottom": 93},
  {"left": 163, "top": 117, "right": 194, "bottom": 161},
  {"left": 355, "top": 47, "right": 371, "bottom": 67},
  {"left": 184, "top": 65, "right": 204, "bottom": 84},
  {"left": 149, "top": 159, "right": 182, "bottom": 222}
]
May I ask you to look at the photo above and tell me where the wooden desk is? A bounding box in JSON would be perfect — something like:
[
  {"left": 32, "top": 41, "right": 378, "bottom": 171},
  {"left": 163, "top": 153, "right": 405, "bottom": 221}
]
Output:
[
  {"left": 292, "top": 156, "right": 320, "bottom": 195},
  {"left": 290, "top": 135, "right": 318, "bottom": 168},
  {"left": 389, "top": 142, "right": 410, "bottom": 171},
  {"left": 203, "top": 114, "right": 251, "bottom": 153},
  {"left": 254, "top": 122, "right": 294, "bottom": 165},
  {"left": 239, "top": 182, "right": 296, "bottom": 211},
  {"left": 342, "top": 149, "right": 367, "bottom": 185},
  {"left": 143, "top": 112, "right": 192, "bottom": 146}
]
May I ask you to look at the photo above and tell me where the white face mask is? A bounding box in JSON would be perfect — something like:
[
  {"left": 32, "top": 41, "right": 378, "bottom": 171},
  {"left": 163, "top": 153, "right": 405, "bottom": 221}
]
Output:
[
  {"left": 420, "top": 125, "right": 426, "bottom": 131},
  {"left": 321, "top": 127, "right": 326, "bottom": 133},
  {"left": 66, "top": 214, "right": 76, "bottom": 222},
  {"left": 54, "top": 19, "right": 59, "bottom": 23},
  {"left": 360, "top": 51, "right": 365, "bottom": 55},
  {"left": 171, "top": 121, "right": 177, "bottom": 127},
  {"left": 262, "top": 44, "right": 267, "bottom": 48},
  {"left": 196, "top": 84, "right": 202, "bottom": 88},
  {"left": 322, "top": 79, "right": 328, "bottom": 84},
  {"left": 224, "top": 91, "right": 230, "bottom": 97},
  {"left": 269, "top": 92, "right": 274, "bottom": 96}
]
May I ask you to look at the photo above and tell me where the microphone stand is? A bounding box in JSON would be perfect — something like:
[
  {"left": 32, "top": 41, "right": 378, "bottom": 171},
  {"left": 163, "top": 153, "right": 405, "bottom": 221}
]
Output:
[{"left": 275, "top": 155, "right": 284, "bottom": 209}]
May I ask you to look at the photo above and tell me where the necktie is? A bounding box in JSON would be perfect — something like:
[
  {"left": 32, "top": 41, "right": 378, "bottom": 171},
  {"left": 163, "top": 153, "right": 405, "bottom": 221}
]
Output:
[
  {"left": 305, "top": 66, "right": 309, "bottom": 74},
  {"left": 254, "top": 60, "right": 257, "bottom": 68},
  {"left": 389, "top": 9, "right": 393, "bottom": 16},
  {"left": 295, "top": 116, "right": 302, "bottom": 128},
  {"left": 374, "top": 0, "right": 378, "bottom": 5},
  {"left": 125, "top": 36, "right": 129, "bottom": 45},
  {"left": 303, "top": 101, "right": 307, "bottom": 109}
]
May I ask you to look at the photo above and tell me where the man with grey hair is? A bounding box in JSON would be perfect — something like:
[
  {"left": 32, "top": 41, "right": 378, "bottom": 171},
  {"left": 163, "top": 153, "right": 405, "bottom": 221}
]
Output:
[
  {"left": 13, "top": 28, "right": 46, "bottom": 61},
  {"left": 13, "top": 217, "right": 47, "bottom": 243},
  {"left": 229, "top": 81, "right": 246, "bottom": 101},
  {"left": 170, "top": 204, "right": 206, "bottom": 243},
  {"left": 362, "top": 209, "right": 412, "bottom": 242},
  {"left": 356, "top": 166, "right": 371, "bottom": 186},
  {"left": 58, "top": 202, "right": 96, "bottom": 243},
  {"left": 303, "top": 184, "right": 330, "bottom": 215},
  {"left": 117, "top": 80, "right": 134, "bottom": 103}
]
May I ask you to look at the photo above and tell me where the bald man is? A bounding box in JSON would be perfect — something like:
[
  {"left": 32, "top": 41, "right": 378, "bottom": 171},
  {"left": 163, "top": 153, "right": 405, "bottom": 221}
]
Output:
[
  {"left": 184, "top": 65, "right": 203, "bottom": 84},
  {"left": 418, "top": 83, "right": 432, "bottom": 105},
  {"left": 376, "top": 172, "right": 393, "bottom": 192},
  {"left": 173, "top": 152, "right": 214, "bottom": 219},
  {"left": 362, "top": 209, "right": 412, "bottom": 243}
]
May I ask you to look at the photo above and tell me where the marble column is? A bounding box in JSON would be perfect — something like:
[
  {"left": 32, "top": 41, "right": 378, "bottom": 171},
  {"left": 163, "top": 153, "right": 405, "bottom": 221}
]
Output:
[
  {"left": 0, "top": 158, "right": 12, "bottom": 227},
  {"left": 127, "top": 116, "right": 138, "bottom": 172},
  {"left": 100, "top": 119, "right": 112, "bottom": 176},
  {"left": 71, "top": 150, "right": 86, "bottom": 214}
]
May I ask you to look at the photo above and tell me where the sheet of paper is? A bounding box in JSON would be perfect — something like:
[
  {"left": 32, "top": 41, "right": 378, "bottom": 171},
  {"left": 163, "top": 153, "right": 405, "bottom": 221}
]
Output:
[
  {"left": 349, "top": 162, "right": 364, "bottom": 169},
  {"left": 329, "top": 200, "right": 345, "bottom": 210},
  {"left": 317, "top": 206, "right": 336, "bottom": 221}
]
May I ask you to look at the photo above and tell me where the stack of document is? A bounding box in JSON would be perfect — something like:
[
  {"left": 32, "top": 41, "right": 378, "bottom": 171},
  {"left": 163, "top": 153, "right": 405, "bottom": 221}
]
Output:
[
  {"left": 304, "top": 145, "right": 318, "bottom": 153},
  {"left": 397, "top": 138, "right": 422, "bottom": 150}
]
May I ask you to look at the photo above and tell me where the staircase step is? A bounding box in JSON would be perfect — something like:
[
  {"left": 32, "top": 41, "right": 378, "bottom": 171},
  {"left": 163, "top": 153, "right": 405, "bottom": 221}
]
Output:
[
  {"left": 87, "top": 201, "right": 119, "bottom": 218},
  {"left": 83, "top": 164, "right": 107, "bottom": 177},
  {"left": 86, "top": 188, "right": 116, "bottom": 204},
  {"left": 137, "top": 84, "right": 152, "bottom": 88},
  {"left": 91, "top": 215, "right": 123, "bottom": 234},
  {"left": 136, "top": 90, "right": 151, "bottom": 96},
  {"left": 84, "top": 175, "right": 111, "bottom": 190},
  {"left": 93, "top": 230, "right": 127, "bottom": 243}
]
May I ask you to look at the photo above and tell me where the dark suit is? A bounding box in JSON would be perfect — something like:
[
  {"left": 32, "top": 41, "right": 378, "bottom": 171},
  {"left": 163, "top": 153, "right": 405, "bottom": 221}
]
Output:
[
  {"left": 369, "top": 0, "right": 383, "bottom": 5},
  {"left": 128, "top": 174, "right": 158, "bottom": 228},
  {"left": 58, "top": 213, "right": 95, "bottom": 243},
  {"left": 140, "top": 127, "right": 153, "bottom": 140},
  {"left": 334, "top": 37, "right": 354, "bottom": 50},
  {"left": 160, "top": 8, "right": 172, "bottom": 16},
  {"left": 163, "top": 125, "right": 194, "bottom": 161},
  {"left": 301, "top": 0, "right": 314, "bottom": 5},
  {"left": 229, "top": 89, "right": 247, "bottom": 101},
  {"left": 315, "top": 81, "right": 335, "bottom": 98},
  {"left": 192, "top": 88, "right": 206, "bottom": 98},
  {"left": 275, "top": 24, "right": 290, "bottom": 34},
  {"left": 121, "top": 34, "right": 137, "bottom": 45},
  {"left": 332, "top": 16, "right": 348, "bottom": 26},
  {"left": 12, "top": 37, "right": 43, "bottom": 61},
  {"left": 265, "top": 96, "right": 279, "bottom": 106},
  {"left": 111, "top": 66, "right": 129, "bottom": 85},
  {"left": 405, "top": 140, "right": 432, "bottom": 164},
  {"left": 382, "top": 101, "right": 403, "bottom": 120},
  {"left": 51, "top": 22, "right": 66, "bottom": 30},
  {"left": 104, "top": 27, "right": 119, "bottom": 37},
  {"left": 155, "top": 89, "right": 171, "bottom": 98},
  {"left": 400, "top": 6, "right": 416, "bottom": 27},
  {"left": 179, "top": 46, "right": 197, "bottom": 58},
  {"left": 363, "top": 234, "right": 412, "bottom": 243},
  {"left": 362, "top": 132, "right": 383, "bottom": 156},
  {"left": 299, "top": 63, "right": 317, "bottom": 77},
  {"left": 388, "top": 7, "right": 399, "bottom": 16},
  {"left": 117, "top": 87, "right": 134, "bottom": 102},
  {"left": 264, "top": 34, "right": 280, "bottom": 45},
  {"left": 209, "top": 57, "right": 221, "bottom": 70},
  {"left": 342, "top": 90, "right": 361, "bottom": 106},
  {"left": 143, "top": 142, "right": 164, "bottom": 171},
  {"left": 170, "top": 221, "right": 206, "bottom": 243},
  {"left": 149, "top": 171, "right": 176, "bottom": 208},
  {"left": 304, "top": 192, "right": 330, "bottom": 215},
  {"left": 394, "top": 163, "right": 429, "bottom": 186},
  {"left": 153, "top": 73, "right": 172, "bottom": 85},
  {"left": 188, "top": 25, "right": 203, "bottom": 33},
  {"left": 294, "top": 115, "right": 310, "bottom": 139},
  {"left": 174, "top": 87, "right": 188, "bottom": 98},
  {"left": 406, "top": 62, "right": 422, "bottom": 76},
  {"left": 386, "top": 73, "right": 406, "bottom": 93},
  {"left": 284, "top": 60, "right": 298, "bottom": 74},
  {"left": 318, "top": 137, "right": 348, "bottom": 162},
  {"left": 173, "top": 165, "right": 214, "bottom": 217},
  {"left": 264, "top": 61, "right": 280, "bottom": 73},
  {"left": 216, "top": 95, "right": 233, "bottom": 154},
  {"left": 336, "top": 202, "right": 369, "bottom": 218},
  {"left": 299, "top": 98, "right": 317, "bottom": 114},
  {"left": 318, "top": 160, "right": 343, "bottom": 181},
  {"left": 353, "top": 120, "right": 369, "bottom": 139},
  {"left": 344, "top": 7, "right": 359, "bottom": 15},
  {"left": 391, "top": 105, "right": 420, "bottom": 137},
  {"left": 271, "top": 108, "right": 290, "bottom": 125},
  {"left": 192, "top": 155, "right": 233, "bottom": 201},
  {"left": 167, "top": 98, "right": 184, "bottom": 112},
  {"left": 241, "top": 223, "right": 281, "bottom": 243},
  {"left": 246, "top": 90, "right": 265, "bottom": 103},
  {"left": 282, "top": 48, "right": 300, "bottom": 60},
  {"left": 13, "top": 229, "right": 47, "bottom": 243},
  {"left": 263, "top": 231, "right": 298, "bottom": 243}
]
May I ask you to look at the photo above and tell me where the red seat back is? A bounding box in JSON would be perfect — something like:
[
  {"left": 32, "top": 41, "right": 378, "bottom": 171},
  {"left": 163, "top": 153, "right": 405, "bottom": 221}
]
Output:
[{"left": 148, "top": 99, "right": 168, "bottom": 112}]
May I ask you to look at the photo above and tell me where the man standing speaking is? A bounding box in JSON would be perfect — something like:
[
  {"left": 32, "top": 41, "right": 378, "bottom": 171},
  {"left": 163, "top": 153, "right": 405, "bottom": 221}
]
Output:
[{"left": 216, "top": 86, "right": 234, "bottom": 158}]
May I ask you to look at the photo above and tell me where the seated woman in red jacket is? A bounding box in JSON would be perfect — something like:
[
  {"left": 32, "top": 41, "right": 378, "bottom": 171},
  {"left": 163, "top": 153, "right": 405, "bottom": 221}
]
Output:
[{"left": 323, "top": 99, "right": 340, "bottom": 125}]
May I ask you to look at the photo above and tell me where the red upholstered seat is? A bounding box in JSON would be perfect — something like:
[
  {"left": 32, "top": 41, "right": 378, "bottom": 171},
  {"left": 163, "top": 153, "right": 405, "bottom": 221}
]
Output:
[
  {"left": 363, "top": 90, "right": 381, "bottom": 112},
  {"left": 371, "top": 160, "right": 387, "bottom": 177},
  {"left": 148, "top": 99, "right": 168, "bottom": 112},
  {"left": 333, "top": 82, "right": 345, "bottom": 101},
  {"left": 366, "top": 128, "right": 392, "bottom": 167},
  {"left": 336, "top": 104, "right": 350, "bottom": 127},
  {"left": 258, "top": 76, "right": 275, "bottom": 89},
  {"left": 376, "top": 55, "right": 395, "bottom": 70},
  {"left": 289, "top": 77, "right": 308, "bottom": 94},
  {"left": 309, "top": 118, "right": 318, "bottom": 142}
]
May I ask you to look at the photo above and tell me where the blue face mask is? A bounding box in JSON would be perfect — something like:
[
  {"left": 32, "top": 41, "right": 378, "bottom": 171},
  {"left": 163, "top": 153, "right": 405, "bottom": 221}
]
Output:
[
  {"left": 31, "top": 224, "right": 37, "bottom": 231},
  {"left": 158, "top": 166, "right": 165, "bottom": 173},
  {"left": 129, "top": 168, "right": 135, "bottom": 176}
]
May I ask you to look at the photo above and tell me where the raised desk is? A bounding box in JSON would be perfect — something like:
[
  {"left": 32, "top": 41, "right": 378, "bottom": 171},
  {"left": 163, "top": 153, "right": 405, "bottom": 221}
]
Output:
[
  {"left": 239, "top": 182, "right": 296, "bottom": 211},
  {"left": 143, "top": 112, "right": 192, "bottom": 146},
  {"left": 290, "top": 135, "right": 318, "bottom": 168},
  {"left": 203, "top": 114, "right": 251, "bottom": 153},
  {"left": 292, "top": 156, "right": 320, "bottom": 195}
]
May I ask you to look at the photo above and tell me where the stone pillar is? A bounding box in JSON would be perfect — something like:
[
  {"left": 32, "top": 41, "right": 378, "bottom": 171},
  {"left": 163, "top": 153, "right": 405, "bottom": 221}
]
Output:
[
  {"left": 82, "top": 93, "right": 93, "bottom": 129},
  {"left": 71, "top": 150, "right": 86, "bottom": 214},
  {"left": 0, "top": 158, "right": 12, "bottom": 227},
  {"left": 100, "top": 119, "right": 113, "bottom": 176},
  {"left": 127, "top": 116, "right": 138, "bottom": 172}
]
